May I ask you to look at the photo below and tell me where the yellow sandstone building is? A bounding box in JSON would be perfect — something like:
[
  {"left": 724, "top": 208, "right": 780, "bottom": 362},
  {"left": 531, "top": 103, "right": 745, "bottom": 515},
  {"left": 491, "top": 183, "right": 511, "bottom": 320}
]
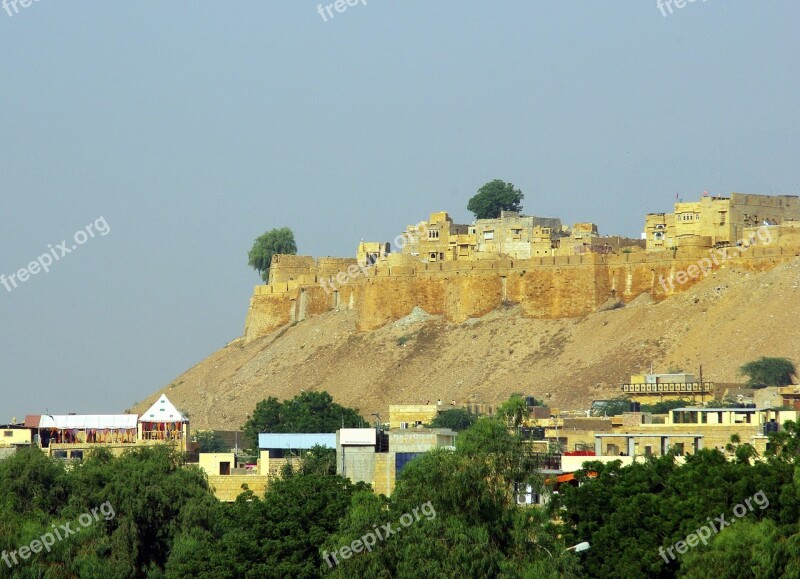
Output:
[{"left": 645, "top": 192, "right": 799, "bottom": 251}]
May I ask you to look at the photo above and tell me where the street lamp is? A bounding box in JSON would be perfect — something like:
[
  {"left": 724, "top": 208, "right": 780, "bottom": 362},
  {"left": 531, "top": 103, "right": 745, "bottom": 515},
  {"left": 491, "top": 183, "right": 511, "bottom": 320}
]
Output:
[
  {"left": 541, "top": 541, "right": 590, "bottom": 558},
  {"left": 565, "top": 542, "right": 590, "bottom": 554}
]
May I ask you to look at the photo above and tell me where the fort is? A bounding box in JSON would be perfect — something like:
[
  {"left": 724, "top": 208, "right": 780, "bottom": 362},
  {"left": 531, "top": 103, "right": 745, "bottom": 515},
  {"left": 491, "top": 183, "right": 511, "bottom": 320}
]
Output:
[{"left": 244, "top": 193, "right": 800, "bottom": 341}]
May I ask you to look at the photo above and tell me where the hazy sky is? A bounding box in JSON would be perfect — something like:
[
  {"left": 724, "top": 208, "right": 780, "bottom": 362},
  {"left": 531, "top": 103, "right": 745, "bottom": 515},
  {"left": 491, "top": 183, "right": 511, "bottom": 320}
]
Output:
[{"left": 1, "top": 2, "right": 798, "bottom": 422}]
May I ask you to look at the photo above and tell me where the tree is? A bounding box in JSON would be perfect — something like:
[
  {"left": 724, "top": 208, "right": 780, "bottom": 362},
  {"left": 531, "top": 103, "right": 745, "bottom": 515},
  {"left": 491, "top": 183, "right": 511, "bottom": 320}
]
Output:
[
  {"left": 590, "top": 396, "right": 632, "bottom": 417},
  {"left": 428, "top": 408, "right": 477, "bottom": 432},
  {"left": 738, "top": 357, "right": 796, "bottom": 389},
  {"left": 247, "top": 227, "right": 297, "bottom": 283},
  {"left": 242, "top": 391, "right": 363, "bottom": 452},
  {"left": 640, "top": 399, "right": 689, "bottom": 414},
  {"left": 467, "top": 179, "right": 524, "bottom": 219},
  {"left": 325, "top": 418, "right": 579, "bottom": 578},
  {"left": 498, "top": 394, "right": 528, "bottom": 429},
  {"left": 194, "top": 430, "right": 229, "bottom": 453}
]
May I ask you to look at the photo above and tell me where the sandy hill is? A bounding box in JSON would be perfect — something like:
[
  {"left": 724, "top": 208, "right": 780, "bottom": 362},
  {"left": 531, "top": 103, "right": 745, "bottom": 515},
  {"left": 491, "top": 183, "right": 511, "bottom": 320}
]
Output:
[{"left": 131, "top": 259, "right": 800, "bottom": 431}]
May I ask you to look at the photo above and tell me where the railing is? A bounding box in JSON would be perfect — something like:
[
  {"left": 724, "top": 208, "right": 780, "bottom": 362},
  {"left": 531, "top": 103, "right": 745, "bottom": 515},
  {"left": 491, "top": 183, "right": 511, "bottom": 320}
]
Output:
[
  {"left": 140, "top": 431, "right": 184, "bottom": 442},
  {"left": 531, "top": 453, "right": 562, "bottom": 471}
]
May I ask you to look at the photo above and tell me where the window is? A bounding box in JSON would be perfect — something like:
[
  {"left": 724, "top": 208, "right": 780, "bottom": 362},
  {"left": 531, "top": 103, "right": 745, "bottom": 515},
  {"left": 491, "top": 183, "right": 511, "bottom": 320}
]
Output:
[
  {"left": 654, "top": 232, "right": 664, "bottom": 240},
  {"left": 427, "top": 229, "right": 439, "bottom": 240},
  {"left": 395, "top": 452, "right": 424, "bottom": 474},
  {"left": 3, "top": 431, "right": 12, "bottom": 437},
  {"left": 400, "top": 422, "right": 408, "bottom": 429},
  {"left": 484, "top": 230, "right": 494, "bottom": 240}
]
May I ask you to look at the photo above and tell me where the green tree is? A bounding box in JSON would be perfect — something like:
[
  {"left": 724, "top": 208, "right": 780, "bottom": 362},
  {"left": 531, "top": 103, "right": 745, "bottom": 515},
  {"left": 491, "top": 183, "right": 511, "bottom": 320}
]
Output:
[
  {"left": 640, "top": 399, "right": 689, "bottom": 414},
  {"left": 247, "top": 227, "right": 297, "bottom": 283},
  {"left": 738, "top": 356, "right": 796, "bottom": 388},
  {"left": 498, "top": 393, "right": 528, "bottom": 429},
  {"left": 590, "top": 395, "right": 632, "bottom": 417},
  {"left": 166, "top": 474, "right": 368, "bottom": 579},
  {"left": 194, "top": 430, "right": 229, "bottom": 453},
  {"left": 467, "top": 179, "right": 524, "bottom": 219},
  {"left": 299, "top": 444, "right": 337, "bottom": 476},
  {"left": 428, "top": 408, "right": 477, "bottom": 431},
  {"left": 243, "top": 391, "right": 363, "bottom": 453},
  {"left": 325, "top": 418, "right": 580, "bottom": 578}
]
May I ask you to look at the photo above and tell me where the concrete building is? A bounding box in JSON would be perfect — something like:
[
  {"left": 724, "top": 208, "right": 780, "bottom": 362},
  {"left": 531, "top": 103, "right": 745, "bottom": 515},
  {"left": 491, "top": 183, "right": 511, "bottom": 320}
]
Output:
[{"left": 337, "top": 426, "right": 456, "bottom": 495}]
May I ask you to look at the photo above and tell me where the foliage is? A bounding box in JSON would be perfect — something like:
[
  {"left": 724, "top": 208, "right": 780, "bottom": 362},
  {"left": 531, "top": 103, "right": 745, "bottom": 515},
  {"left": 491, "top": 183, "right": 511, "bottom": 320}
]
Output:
[
  {"left": 428, "top": 408, "right": 477, "bottom": 432},
  {"left": 194, "top": 430, "right": 229, "bottom": 453},
  {"left": 0, "top": 446, "right": 214, "bottom": 578},
  {"left": 242, "top": 391, "right": 363, "bottom": 452},
  {"left": 247, "top": 226, "right": 297, "bottom": 282},
  {"left": 553, "top": 437, "right": 800, "bottom": 578},
  {"left": 467, "top": 179, "right": 524, "bottom": 219},
  {"left": 324, "top": 417, "right": 582, "bottom": 578},
  {"left": 738, "top": 357, "right": 796, "bottom": 388},
  {"left": 299, "top": 444, "right": 337, "bottom": 476},
  {"left": 166, "top": 474, "right": 369, "bottom": 579},
  {"left": 590, "top": 395, "right": 632, "bottom": 417},
  {"left": 8, "top": 415, "right": 800, "bottom": 578},
  {"left": 498, "top": 393, "right": 528, "bottom": 428},
  {"left": 640, "top": 399, "right": 689, "bottom": 414}
]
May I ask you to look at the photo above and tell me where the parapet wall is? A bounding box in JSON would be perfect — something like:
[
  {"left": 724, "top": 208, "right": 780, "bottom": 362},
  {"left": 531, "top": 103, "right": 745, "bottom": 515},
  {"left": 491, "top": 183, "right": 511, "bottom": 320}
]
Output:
[{"left": 244, "top": 240, "right": 800, "bottom": 341}]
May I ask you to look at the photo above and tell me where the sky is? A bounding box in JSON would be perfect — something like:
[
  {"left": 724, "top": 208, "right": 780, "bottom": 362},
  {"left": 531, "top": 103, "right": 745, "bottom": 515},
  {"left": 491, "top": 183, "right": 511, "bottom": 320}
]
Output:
[{"left": 1, "top": 1, "right": 798, "bottom": 422}]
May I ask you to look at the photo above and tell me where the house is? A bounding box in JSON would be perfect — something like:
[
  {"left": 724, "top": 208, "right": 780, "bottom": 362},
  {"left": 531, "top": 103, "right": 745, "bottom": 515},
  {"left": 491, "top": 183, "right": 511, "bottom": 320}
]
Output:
[
  {"left": 25, "top": 395, "right": 190, "bottom": 459},
  {"left": 138, "top": 394, "right": 190, "bottom": 452},
  {"left": 337, "top": 426, "right": 456, "bottom": 495},
  {"left": 257, "top": 432, "right": 337, "bottom": 477}
]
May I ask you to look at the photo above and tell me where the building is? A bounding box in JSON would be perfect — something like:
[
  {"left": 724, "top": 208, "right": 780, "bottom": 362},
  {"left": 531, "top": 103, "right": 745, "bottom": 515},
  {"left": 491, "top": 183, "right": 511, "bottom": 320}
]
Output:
[
  {"left": 473, "top": 211, "right": 563, "bottom": 259},
  {"left": 388, "top": 404, "right": 441, "bottom": 429},
  {"left": 621, "top": 373, "right": 712, "bottom": 404},
  {"left": 257, "top": 432, "right": 337, "bottom": 477},
  {"left": 199, "top": 451, "right": 269, "bottom": 501},
  {"left": 337, "top": 426, "right": 456, "bottom": 495},
  {"left": 357, "top": 241, "right": 390, "bottom": 267},
  {"left": 645, "top": 192, "right": 800, "bottom": 251},
  {"left": 398, "top": 211, "right": 474, "bottom": 262},
  {"left": 25, "top": 395, "right": 190, "bottom": 459},
  {"left": 138, "top": 394, "right": 190, "bottom": 452},
  {"left": 0, "top": 423, "right": 32, "bottom": 448}
]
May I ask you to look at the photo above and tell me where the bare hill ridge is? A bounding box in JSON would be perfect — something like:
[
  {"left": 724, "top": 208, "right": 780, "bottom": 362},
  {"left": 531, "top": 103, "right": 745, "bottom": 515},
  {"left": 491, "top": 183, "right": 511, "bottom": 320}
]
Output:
[{"left": 131, "top": 259, "right": 800, "bottom": 431}]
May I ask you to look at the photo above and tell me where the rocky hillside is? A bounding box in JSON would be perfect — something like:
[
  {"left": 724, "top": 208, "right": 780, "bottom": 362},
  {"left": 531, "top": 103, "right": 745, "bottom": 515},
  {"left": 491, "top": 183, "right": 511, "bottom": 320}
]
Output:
[{"left": 131, "top": 259, "right": 800, "bottom": 431}]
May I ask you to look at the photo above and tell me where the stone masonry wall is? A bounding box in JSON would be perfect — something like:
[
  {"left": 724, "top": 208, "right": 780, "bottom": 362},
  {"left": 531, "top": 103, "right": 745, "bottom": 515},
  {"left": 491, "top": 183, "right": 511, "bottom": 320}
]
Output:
[{"left": 244, "top": 243, "right": 800, "bottom": 341}]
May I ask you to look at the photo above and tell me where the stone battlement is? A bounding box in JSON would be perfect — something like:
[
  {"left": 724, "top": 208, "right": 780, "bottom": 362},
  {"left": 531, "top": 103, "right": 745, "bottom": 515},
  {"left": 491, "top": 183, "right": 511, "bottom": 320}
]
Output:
[{"left": 244, "top": 232, "right": 800, "bottom": 341}]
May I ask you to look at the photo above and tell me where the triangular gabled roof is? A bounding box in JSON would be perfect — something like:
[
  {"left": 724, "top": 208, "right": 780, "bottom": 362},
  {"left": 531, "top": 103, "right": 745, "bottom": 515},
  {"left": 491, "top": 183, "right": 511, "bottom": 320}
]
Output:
[{"left": 139, "top": 395, "right": 188, "bottom": 423}]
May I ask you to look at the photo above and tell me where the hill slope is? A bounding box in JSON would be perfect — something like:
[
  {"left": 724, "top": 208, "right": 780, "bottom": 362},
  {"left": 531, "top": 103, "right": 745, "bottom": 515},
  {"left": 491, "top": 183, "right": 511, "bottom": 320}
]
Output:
[{"left": 131, "top": 259, "right": 800, "bottom": 430}]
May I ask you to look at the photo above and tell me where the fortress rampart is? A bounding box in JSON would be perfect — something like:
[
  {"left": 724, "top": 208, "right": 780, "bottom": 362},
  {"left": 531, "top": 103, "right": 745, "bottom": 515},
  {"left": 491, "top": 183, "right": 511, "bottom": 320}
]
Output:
[{"left": 244, "top": 235, "right": 800, "bottom": 341}]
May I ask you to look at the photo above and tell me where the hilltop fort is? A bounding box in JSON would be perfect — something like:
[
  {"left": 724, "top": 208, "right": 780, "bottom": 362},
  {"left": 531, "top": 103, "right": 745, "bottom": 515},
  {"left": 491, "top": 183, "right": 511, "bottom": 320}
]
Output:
[{"left": 245, "top": 192, "right": 800, "bottom": 340}]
